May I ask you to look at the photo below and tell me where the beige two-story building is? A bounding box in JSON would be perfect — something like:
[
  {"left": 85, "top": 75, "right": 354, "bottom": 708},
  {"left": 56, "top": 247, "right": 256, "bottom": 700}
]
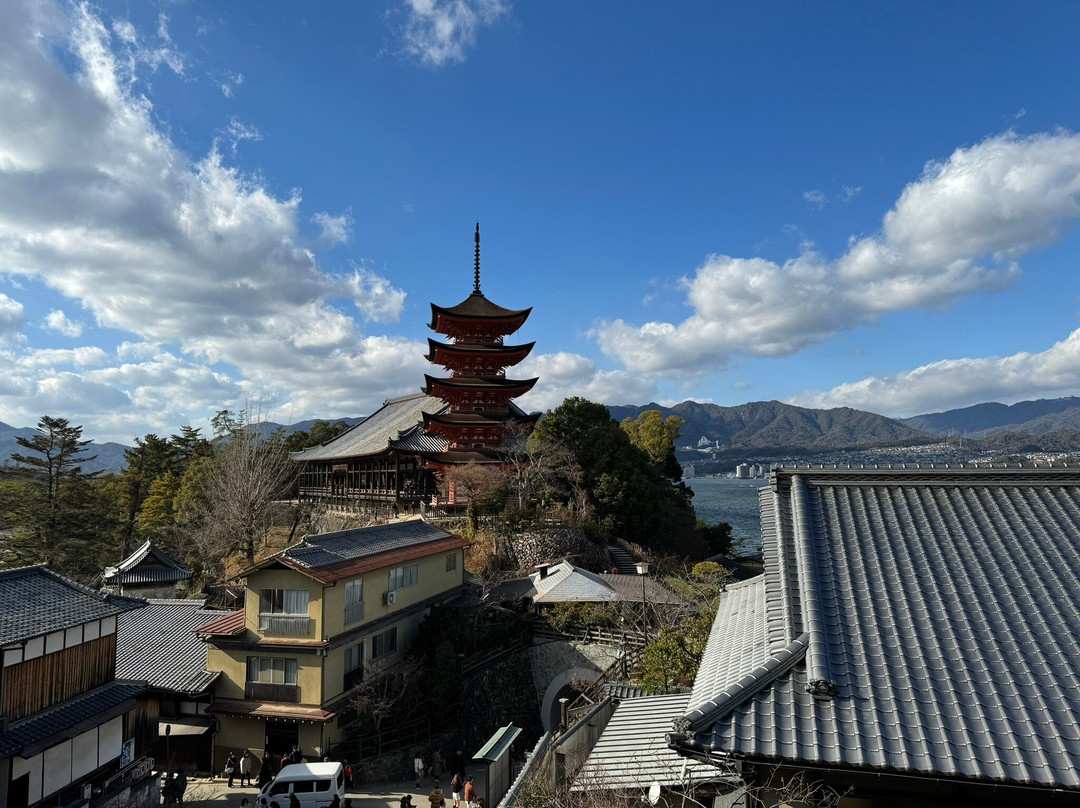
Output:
[{"left": 197, "top": 518, "right": 469, "bottom": 770}]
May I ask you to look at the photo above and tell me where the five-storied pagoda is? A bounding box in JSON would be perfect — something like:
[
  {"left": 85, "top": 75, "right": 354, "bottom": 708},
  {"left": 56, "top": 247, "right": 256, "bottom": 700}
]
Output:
[
  {"left": 422, "top": 224, "right": 539, "bottom": 463},
  {"left": 292, "top": 225, "right": 538, "bottom": 513}
]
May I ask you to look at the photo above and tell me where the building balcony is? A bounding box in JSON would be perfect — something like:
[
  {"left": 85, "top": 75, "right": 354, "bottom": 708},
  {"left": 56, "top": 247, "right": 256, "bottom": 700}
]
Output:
[
  {"left": 258, "top": 614, "right": 312, "bottom": 637},
  {"left": 245, "top": 681, "right": 300, "bottom": 703}
]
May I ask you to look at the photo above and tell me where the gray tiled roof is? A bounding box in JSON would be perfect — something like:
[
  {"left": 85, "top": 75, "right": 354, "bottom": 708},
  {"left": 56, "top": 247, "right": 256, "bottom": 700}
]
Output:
[
  {"left": 574, "top": 693, "right": 720, "bottom": 791},
  {"left": 678, "top": 467, "right": 1080, "bottom": 791},
  {"left": 291, "top": 393, "right": 447, "bottom": 461},
  {"left": 0, "top": 565, "right": 145, "bottom": 645},
  {"left": 284, "top": 519, "right": 455, "bottom": 569},
  {"left": 116, "top": 599, "right": 222, "bottom": 694},
  {"left": 103, "top": 540, "right": 192, "bottom": 586},
  {"left": 1, "top": 680, "right": 146, "bottom": 756}
]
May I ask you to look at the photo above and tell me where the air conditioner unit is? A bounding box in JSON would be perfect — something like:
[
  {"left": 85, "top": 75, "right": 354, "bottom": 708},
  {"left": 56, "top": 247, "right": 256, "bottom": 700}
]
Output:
[{"left": 383, "top": 591, "right": 396, "bottom": 606}]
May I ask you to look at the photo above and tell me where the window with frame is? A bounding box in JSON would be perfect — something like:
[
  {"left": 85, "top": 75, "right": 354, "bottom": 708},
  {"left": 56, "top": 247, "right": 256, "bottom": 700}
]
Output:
[
  {"left": 371, "top": 627, "right": 397, "bottom": 660},
  {"left": 388, "top": 564, "right": 418, "bottom": 592},
  {"left": 345, "top": 579, "right": 364, "bottom": 625},
  {"left": 259, "top": 588, "right": 309, "bottom": 616},
  {"left": 246, "top": 656, "right": 298, "bottom": 685},
  {"left": 445, "top": 552, "right": 457, "bottom": 572}
]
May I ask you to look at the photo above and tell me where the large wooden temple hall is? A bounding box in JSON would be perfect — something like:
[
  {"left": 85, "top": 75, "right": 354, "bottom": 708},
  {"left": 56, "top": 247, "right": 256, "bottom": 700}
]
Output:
[{"left": 292, "top": 225, "right": 539, "bottom": 513}]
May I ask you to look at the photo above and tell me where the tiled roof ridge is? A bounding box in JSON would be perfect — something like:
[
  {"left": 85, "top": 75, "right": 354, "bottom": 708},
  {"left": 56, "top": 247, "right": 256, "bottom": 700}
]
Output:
[
  {"left": 145, "top": 598, "right": 208, "bottom": 606},
  {"left": 772, "top": 463, "right": 1080, "bottom": 478},
  {"left": 675, "top": 631, "right": 809, "bottom": 736},
  {"left": 790, "top": 474, "right": 833, "bottom": 698},
  {"left": 384, "top": 391, "right": 429, "bottom": 405}
]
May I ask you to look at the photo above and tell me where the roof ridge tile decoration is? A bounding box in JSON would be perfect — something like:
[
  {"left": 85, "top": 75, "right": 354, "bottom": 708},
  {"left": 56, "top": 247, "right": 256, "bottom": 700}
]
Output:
[{"left": 674, "top": 466, "right": 1080, "bottom": 793}]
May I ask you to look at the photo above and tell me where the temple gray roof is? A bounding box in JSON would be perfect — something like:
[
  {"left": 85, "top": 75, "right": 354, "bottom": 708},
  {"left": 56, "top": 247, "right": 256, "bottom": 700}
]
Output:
[
  {"left": 291, "top": 393, "right": 447, "bottom": 461},
  {"left": 103, "top": 540, "right": 191, "bottom": 587},
  {"left": 0, "top": 566, "right": 145, "bottom": 646},
  {"left": 116, "top": 599, "right": 222, "bottom": 694},
  {"left": 677, "top": 466, "right": 1080, "bottom": 792}
]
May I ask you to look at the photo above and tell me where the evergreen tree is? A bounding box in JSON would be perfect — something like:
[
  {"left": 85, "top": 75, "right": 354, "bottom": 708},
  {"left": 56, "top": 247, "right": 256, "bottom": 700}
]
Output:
[{"left": 6, "top": 416, "right": 102, "bottom": 576}]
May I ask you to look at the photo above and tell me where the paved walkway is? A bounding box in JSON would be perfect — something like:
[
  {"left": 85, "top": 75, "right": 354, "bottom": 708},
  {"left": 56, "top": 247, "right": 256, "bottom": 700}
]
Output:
[{"left": 175, "top": 775, "right": 474, "bottom": 808}]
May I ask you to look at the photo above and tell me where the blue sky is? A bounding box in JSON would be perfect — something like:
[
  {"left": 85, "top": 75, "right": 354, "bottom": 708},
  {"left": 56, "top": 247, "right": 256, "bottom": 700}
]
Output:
[{"left": 3, "top": 0, "right": 1080, "bottom": 442}]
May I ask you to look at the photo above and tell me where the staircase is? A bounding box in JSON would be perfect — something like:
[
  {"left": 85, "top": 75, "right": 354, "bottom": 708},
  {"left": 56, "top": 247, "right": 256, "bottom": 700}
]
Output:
[{"left": 607, "top": 546, "right": 638, "bottom": 575}]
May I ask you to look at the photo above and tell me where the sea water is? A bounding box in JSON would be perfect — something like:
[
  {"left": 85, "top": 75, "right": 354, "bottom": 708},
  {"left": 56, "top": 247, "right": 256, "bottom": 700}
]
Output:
[{"left": 686, "top": 476, "right": 766, "bottom": 555}]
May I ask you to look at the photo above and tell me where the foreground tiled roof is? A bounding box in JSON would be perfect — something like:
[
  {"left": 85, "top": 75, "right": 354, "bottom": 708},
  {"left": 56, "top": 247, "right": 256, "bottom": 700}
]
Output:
[
  {"left": 574, "top": 693, "right": 719, "bottom": 791},
  {"left": 244, "top": 518, "right": 469, "bottom": 584},
  {"left": 0, "top": 565, "right": 145, "bottom": 645},
  {"left": 290, "top": 393, "right": 447, "bottom": 462},
  {"left": 103, "top": 540, "right": 191, "bottom": 586},
  {"left": 675, "top": 466, "right": 1080, "bottom": 792},
  {"left": 116, "top": 600, "right": 222, "bottom": 694},
  {"left": 1, "top": 680, "right": 146, "bottom": 756}
]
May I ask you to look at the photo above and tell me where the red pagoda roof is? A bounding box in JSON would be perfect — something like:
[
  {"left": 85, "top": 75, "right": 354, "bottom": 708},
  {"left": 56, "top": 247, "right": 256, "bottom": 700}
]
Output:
[
  {"left": 423, "top": 374, "right": 538, "bottom": 399},
  {"left": 426, "top": 338, "right": 535, "bottom": 367},
  {"left": 429, "top": 293, "right": 531, "bottom": 334}
]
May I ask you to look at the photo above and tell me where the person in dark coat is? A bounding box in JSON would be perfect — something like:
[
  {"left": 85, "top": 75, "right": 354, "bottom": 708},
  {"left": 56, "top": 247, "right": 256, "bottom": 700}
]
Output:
[
  {"left": 175, "top": 769, "right": 188, "bottom": 805},
  {"left": 258, "top": 753, "right": 274, "bottom": 789},
  {"left": 225, "top": 752, "right": 238, "bottom": 787}
]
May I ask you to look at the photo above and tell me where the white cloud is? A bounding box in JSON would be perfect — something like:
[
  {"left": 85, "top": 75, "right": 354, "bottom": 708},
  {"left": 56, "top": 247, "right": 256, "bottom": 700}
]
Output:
[
  {"left": 400, "top": 0, "right": 510, "bottom": 68},
  {"left": 803, "top": 189, "right": 827, "bottom": 208},
  {"left": 219, "top": 71, "right": 244, "bottom": 98},
  {"left": 344, "top": 268, "right": 407, "bottom": 323},
  {"left": 221, "top": 116, "right": 263, "bottom": 152},
  {"left": 313, "top": 210, "right": 353, "bottom": 246},
  {"left": 0, "top": 2, "right": 425, "bottom": 438},
  {"left": 44, "top": 309, "right": 83, "bottom": 337},
  {"left": 0, "top": 294, "right": 25, "bottom": 343},
  {"left": 840, "top": 184, "right": 862, "bottom": 202},
  {"left": 596, "top": 131, "right": 1080, "bottom": 375},
  {"left": 517, "top": 352, "right": 657, "bottom": 412},
  {"left": 791, "top": 328, "right": 1080, "bottom": 418}
]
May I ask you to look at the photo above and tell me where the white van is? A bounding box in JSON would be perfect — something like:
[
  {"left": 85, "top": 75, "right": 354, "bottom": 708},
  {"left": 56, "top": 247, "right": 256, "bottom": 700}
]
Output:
[{"left": 256, "top": 761, "right": 346, "bottom": 808}]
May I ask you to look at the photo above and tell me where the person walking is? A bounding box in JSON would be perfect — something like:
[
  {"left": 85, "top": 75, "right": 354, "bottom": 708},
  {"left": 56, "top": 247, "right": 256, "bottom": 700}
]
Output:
[
  {"left": 414, "top": 753, "right": 426, "bottom": 788},
  {"left": 463, "top": 776, "right": 477, "bottom": 808},
  {"left": 239, "top": 749, "right": 254, "bottom": 787},
  {"left": 225, "top": 752, "right": 238, "bottom": 787},
  {"left": 450, "top": 773, "right": 464, "bottom": 808}
]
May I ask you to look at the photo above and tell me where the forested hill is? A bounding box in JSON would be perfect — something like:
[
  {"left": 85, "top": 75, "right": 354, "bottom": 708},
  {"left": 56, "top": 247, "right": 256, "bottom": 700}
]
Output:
[
  {"left": 901, "top": 397, "right": 1080, "bottom": 437},
  {"left": 0, "top": 421, "right": 129, "bottom": 475},
  {"left": 607, "top": 400, "right": 932, "bottom": 451}
]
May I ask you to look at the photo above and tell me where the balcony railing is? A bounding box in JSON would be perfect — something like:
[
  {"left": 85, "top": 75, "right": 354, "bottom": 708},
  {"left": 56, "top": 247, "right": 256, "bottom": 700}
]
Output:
[
  {"left": 345, "top": 601, "right": 365, "bottom": 625},
  {"left": 258, "top": 614, "right": 311, "bottom": 636},
  {"left": 245, "top": 681, "right": 299, "bottom": 703}
]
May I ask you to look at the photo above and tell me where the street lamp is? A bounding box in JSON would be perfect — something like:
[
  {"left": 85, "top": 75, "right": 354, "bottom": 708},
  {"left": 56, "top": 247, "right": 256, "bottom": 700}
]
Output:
[
  {"left": 635, "top": 562, "right": 649, "bottom": 638},
  {"left": 164, "top": 723, "right": 171, "bottom": 775}
]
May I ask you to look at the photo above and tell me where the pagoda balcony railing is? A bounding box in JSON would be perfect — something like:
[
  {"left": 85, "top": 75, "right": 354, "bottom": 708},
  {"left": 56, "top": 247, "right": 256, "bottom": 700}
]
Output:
[
  {"left": 245, "top": 681, "right": 300, "bottom": 703},
  {"left": 258, "top": 614, "right": 311, "bottom": 636}
]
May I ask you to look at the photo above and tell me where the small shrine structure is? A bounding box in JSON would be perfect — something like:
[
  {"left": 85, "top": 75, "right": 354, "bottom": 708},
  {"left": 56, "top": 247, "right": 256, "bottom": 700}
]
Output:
[{"left": 102, "top": 539, "right": 192, "bottom": 598}]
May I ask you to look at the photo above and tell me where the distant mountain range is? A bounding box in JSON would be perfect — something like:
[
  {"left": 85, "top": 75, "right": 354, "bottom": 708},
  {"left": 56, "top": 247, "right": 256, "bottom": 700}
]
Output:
[
  {"left": 608, "top": 400, "right": 932, "bottom": 452},
  {"left": 899, "top": 397, "right": 1080, "bottom": 438}
]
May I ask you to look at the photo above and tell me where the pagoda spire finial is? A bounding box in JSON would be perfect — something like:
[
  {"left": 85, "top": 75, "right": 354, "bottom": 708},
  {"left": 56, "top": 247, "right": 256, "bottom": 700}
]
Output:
[{"left": 473, "top": 222, "right": 481, "bottom": 294}]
